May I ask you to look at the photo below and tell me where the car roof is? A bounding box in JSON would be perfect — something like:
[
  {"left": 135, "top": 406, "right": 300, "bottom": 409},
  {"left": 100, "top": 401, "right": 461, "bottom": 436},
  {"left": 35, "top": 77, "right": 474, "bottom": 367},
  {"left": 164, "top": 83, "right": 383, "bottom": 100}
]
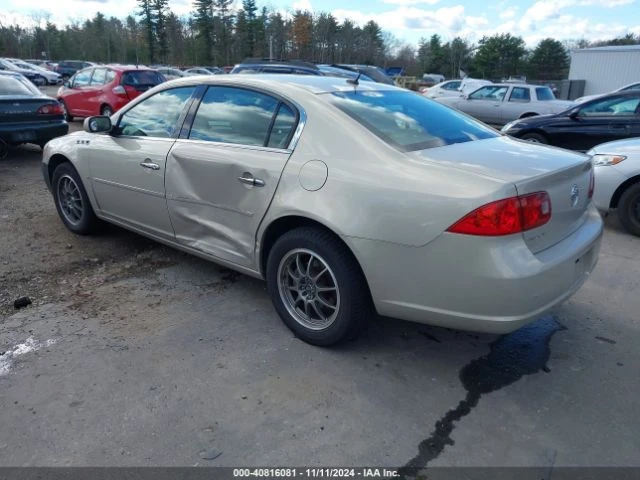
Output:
[
  {"left": 160, "top": 74, "right": 399, "bottom": 97},
  {"left": 585, "top": 90, "right": 640, "bottom": 101}
]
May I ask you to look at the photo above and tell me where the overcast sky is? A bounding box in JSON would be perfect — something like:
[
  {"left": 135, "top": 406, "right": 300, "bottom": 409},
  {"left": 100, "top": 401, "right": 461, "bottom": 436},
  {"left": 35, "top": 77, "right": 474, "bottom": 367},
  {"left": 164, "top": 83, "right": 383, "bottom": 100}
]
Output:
[{"left": 0, "top": 0, "right": 639, "bottom": 47}]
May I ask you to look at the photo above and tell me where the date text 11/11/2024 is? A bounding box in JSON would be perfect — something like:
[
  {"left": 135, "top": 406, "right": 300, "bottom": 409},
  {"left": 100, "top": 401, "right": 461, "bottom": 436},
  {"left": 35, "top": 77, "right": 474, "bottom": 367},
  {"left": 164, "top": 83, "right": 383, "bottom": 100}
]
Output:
[{"left": 232, "top": 469, "right": 400, "bottom": 478}]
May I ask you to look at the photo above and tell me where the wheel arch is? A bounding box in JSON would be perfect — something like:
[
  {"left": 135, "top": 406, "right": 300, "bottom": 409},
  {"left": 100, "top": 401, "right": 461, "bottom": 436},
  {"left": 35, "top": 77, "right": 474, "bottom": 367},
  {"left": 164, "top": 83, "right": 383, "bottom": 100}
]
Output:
[
  {"left": 517, "top": 129, "right": 549, "bottom": 141},
  {"left": 258, "top": 215, "right": 374, "bottom": 305},
  {"left": 47, "top": 153, "right": 75, "bottom": 186},
  {"left": 519, "top": 112, "right": 539, "bottom": 119},
  {"left": 610, "top": 174, "right": 640, "bottom": 209}
]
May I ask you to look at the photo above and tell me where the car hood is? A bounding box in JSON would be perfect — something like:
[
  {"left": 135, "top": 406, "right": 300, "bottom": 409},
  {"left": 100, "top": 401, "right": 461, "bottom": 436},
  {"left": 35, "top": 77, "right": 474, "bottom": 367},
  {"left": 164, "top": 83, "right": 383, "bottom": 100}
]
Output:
[
  {"left": 588, "top": 138, "right": 640, "bottom": 155},
  {"left": 407, "top": 135, "right": 588, "bottom": 184},
  {"left": 546, "top": 99, "right": 576, "bottom": 109}
]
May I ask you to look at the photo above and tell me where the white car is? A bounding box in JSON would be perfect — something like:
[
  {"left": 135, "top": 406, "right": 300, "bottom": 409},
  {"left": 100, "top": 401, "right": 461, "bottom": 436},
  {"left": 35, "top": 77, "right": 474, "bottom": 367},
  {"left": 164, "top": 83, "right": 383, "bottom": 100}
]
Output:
[
  {"left": 589, "top": 138, "right": 640, "bottom": 236},
  {"left": 422, "top": 80, "right": 462, "bottom": 99},
  {"left": 6, "top": 59, "right": 61, "bottom": 85},
  {"left": 576, "top": 82, "right": 640, "bottom": 104},
  {"left": 437, "top": 83, "right": 575, "bottom": 126}
]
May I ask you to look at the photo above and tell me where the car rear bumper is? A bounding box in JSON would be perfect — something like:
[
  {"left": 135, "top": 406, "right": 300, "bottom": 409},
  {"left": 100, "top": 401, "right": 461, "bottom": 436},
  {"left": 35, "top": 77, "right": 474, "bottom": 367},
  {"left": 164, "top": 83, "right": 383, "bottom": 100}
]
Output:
[
  {"left": 348, "top": 204, "right": 603, "bottom": 333},
  {"left": 0, "top": 122, "right": 68, "bottom": 146}
]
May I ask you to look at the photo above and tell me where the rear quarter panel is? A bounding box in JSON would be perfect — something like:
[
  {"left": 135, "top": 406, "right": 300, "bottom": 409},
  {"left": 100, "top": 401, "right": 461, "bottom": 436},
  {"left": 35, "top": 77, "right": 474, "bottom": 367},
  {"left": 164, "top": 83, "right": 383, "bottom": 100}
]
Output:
[{"left": 259, "top": 94, "right": 515, "bottom": 249}]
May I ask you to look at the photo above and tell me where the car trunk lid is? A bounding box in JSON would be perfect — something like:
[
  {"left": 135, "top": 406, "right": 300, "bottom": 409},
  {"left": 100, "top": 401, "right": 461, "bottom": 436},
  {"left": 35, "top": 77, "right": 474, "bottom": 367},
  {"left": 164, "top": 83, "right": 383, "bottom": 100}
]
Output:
[
  {"left": 0, "top": 96, "right": 60, "bottom": 123},
  {"left": 408, "top": 135, "right": 593, "bottom": 253}
]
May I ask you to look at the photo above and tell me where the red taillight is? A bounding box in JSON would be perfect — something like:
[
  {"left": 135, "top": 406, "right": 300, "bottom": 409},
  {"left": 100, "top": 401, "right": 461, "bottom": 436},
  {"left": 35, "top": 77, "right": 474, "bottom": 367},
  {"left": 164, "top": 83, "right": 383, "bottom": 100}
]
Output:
[
  {"left": 588, "top": 169, "right": 595, "bottom": 199},
  {"left": 447, "top": 192, "right": 552, "bottom": 236},
  {"left": 36, "top": 103, "right": 64, "bottom": 115}
]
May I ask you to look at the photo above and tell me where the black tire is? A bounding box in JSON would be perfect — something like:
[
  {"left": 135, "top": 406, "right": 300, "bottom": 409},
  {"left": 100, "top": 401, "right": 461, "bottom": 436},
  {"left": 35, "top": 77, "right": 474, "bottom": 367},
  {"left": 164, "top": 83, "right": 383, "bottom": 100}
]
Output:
[
  {"left": 520, "top": 132, "right": 548, "bottom": 144},
  {"left": 266, "top": 227, "right": 372, "bottom": 346},
  {"left": 52, "top": 162, "right": 100, "bottom": 235},
  {"left": 60, "top": 100, "right": 73, "bottom": 122},
  {"left": 101, "top": 105, "right": 113, "bottom": 117},
  {"left": 617, "top": 183, "right": 640, "bottom": 237}
]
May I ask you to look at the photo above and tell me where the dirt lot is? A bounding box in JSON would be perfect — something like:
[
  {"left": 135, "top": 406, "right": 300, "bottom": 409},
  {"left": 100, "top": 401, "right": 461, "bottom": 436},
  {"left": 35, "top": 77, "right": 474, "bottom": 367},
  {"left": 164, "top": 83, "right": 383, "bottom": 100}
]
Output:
[{"left": 1, "top": 125, "right": 639, "bottom": 470}]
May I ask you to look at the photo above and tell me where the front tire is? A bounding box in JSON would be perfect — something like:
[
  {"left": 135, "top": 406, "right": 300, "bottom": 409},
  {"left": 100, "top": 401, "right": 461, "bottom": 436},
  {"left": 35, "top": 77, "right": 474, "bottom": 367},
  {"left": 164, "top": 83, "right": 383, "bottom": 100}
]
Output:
[
  {"left": 52, "top": 163, "right": 100, "bottom": 235},
  {"left": 520, "top": 132, "right": 548, "bottom": 144},
  {"left": 101, "top": 105, "right": 113, "bottom": 117},
  {"left": 266, "top": 227, "right": 371, "bottom": 346},
  {"left": 617, "top": 183, "right": 640, "bottom": 237}
]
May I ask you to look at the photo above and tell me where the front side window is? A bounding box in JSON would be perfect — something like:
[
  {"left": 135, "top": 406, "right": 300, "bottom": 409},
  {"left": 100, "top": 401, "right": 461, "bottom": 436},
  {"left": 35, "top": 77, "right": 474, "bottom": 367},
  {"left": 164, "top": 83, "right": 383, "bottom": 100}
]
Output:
[
  {"left": 189, "top": 87, "right": 280, "bottom": 146},
  {"left": 509, "top": 87, "right": 531, "bottom": 102},
  {"left": 579, "top": 96, "right": 640, "bottom": 117},
  {"left": 117, "top": 86, "right": 196, "bottom": 138},
  {"left": 72, "top": 69, "right": 92, "bottom": 87},
  {"left": 469, "top": 86, "right": 508, "bottom": 101},
  {"left": 330, "top": 90, "right": 498, "bottom": 151},
  {"left": 443, "top": 81, "right": 461, "bottom": 90}
]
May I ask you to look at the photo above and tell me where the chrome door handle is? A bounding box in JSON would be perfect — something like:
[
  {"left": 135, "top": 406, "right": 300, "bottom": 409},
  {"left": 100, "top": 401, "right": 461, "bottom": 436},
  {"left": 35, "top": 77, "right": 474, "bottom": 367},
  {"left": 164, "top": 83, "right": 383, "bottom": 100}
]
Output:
[
  {"left": 140, "top": 160, "right": 160, "bottom": 170},
  {"left": 238, "top": 173, "right": 265, "bottom": 187}
]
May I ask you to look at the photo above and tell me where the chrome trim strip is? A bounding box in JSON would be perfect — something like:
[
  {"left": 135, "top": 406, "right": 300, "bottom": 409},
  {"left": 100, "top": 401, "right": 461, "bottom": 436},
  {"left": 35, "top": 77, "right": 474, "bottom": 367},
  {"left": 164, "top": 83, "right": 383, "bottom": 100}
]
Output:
[
  {"left": 93, "top": 178, "right": 164, "bottom": 198},
  {"left": 171, "top": 138, "right": 293, "bottom": 154}
]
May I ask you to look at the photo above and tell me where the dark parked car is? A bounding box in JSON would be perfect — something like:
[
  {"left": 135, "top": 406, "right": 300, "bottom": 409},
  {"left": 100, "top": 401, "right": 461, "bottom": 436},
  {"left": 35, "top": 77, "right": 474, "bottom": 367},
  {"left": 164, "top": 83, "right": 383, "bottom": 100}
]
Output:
[
  {"left": 230, "top": 59, "right": 322, "bottom": 76},
  {"left": 0, "top": 72, "right": 68, "bottom": 150},
  {"left": 0, "top": 58, "right": 46, "bottom": 86},
  {"left": 501, "top": 91, "right": 640, "bottom": 151},
  {"left": 55, "top": 60, "right": 95, "bottom": 80}
]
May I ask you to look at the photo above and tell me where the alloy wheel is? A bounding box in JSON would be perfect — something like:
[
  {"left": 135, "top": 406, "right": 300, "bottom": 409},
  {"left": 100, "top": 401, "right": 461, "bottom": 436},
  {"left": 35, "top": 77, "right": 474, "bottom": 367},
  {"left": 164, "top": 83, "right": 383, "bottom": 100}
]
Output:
[
  {"left": 277, "top": 248, "right": 341, "bottom": 331},
  {"left": 57, "top": 174, "right": 84, "bottom": 226}
]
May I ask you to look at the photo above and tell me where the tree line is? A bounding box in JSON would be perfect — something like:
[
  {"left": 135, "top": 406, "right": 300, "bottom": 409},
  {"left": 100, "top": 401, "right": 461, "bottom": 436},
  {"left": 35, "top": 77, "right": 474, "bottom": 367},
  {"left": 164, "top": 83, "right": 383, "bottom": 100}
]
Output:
[{"left": 0, "top": 0, "right": 639, "bottom": 81}]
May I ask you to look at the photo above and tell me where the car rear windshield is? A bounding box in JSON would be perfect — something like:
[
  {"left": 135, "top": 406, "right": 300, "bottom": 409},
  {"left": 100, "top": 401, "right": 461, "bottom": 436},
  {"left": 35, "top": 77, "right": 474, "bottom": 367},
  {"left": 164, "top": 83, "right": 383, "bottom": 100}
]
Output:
[
  {"left": 535, "top": 87, "right": 556, "bottom": 101},
  {"left": 121, "top": 70, "right": 164, "bottom": 86},
  {"left": 330, "top": 90, "right": 498, "bottom": 151},
  {"left": 0, "top": 76, "right": 39, "bottom": 96}
]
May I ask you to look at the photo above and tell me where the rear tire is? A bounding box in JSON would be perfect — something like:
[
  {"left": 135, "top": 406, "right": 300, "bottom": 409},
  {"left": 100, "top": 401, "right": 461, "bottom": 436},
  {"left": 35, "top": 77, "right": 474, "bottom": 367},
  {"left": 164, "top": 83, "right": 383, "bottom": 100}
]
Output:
[
  {"left": 60, "top": 100, "right": 73, "bottom": 122},
  {"left": 52, "top": 163, "right": 100, "bottom": 235},
  {"left": 520, "top": 132, "right": 548, "bottom": 144},
  {"left": 266, "top": 227, "right": 372, "bottom": 346},
  {"left": 617, "top": 183, "right": 640, "bottom": 237}
]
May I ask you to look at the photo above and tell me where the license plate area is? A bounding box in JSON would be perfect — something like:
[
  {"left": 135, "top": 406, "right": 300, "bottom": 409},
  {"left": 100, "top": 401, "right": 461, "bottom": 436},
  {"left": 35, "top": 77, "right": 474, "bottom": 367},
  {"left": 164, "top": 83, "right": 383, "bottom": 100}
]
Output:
[{"left": 14, "top": 131, "right": 36, "bottom": 142}]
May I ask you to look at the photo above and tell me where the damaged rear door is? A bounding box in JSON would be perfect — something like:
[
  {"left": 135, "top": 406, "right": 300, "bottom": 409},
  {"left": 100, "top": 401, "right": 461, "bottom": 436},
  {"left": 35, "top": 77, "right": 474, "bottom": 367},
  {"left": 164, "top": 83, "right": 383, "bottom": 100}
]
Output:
[{"left": 165, "top": 85, "right": 299, "bottom": 268}]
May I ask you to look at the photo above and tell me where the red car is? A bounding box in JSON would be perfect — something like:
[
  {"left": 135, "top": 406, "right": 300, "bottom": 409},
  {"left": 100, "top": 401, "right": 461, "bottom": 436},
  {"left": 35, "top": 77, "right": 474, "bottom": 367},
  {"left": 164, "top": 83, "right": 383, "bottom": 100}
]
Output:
[{"left": 57, "top": 65, "right": 165, "bottom": 120}]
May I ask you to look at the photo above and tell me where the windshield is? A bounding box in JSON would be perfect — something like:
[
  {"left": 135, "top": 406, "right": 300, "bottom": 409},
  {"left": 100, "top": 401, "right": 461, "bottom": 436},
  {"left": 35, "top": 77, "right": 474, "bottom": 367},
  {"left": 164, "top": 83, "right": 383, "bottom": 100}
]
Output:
[
  {"left": 0, "top": 76, "right": 39, "bottom": 96},
  {"left": 330, "top": 90, "right": 498, "bottom": 151},
  {"left": 536, "top": 87, "right": 556, "bottom": 101},
  {"left": 121, "top": 70, "right": 164, "bottom": 86}
]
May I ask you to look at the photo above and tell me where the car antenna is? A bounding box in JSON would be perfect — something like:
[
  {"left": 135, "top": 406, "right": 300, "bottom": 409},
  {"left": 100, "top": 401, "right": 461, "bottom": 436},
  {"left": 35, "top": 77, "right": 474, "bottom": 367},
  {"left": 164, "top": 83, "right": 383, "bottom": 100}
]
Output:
[{"left": 347, "top": 72, "right": 362, "bottom": 87}]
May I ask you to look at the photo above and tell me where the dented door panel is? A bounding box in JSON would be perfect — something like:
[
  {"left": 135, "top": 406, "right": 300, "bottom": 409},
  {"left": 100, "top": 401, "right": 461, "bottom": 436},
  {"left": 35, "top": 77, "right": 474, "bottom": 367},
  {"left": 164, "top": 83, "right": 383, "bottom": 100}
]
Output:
[{"left": 165, "top": 140, "right": 291, "bottom": 267}]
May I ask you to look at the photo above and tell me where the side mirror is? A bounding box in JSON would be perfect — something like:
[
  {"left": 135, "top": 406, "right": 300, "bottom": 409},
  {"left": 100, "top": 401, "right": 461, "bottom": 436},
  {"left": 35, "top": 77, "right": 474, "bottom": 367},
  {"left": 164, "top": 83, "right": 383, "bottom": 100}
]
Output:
[
  {"left": 568, "top": 109, "right": 580, "bottom": 119},
  {"left": 83, "top": 115, "right": 112, "bottom": 133}
]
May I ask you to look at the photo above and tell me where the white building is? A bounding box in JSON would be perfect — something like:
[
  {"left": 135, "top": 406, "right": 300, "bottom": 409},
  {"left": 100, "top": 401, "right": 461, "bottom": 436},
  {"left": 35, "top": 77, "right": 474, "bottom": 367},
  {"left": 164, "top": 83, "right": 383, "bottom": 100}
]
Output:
[{"left": 568, "top": 45, "right": 640, "bottom": 96}]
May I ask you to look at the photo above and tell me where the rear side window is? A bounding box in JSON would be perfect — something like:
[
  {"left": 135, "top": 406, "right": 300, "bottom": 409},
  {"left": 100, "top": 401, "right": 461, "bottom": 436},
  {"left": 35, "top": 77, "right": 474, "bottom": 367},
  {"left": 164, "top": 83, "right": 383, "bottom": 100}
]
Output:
[
  {"left": 189, "top": 86, "right": 279, "bottom": 146},
  {"left": 330, "top": 90, "right": 498, "bottom": 151},
  {"left": 0, "top": 76, "right": 38, "bottom": 96},
  {"left": 105, "top": 70, "right": 116, "bottom": 83},
  {"left": 90, "top": 68, "right": 107, "bottom": 85},
  {"left": 267, "top": 104, "right": 296, "bottom": 148},
  {"left": 121, "top": 70, "right": 164, "bottom": 87},
  {"left": 509, "top": 87, "right": 531, "bottom": 102},
  {"left": 535, "top": 87, "right": 555, "bottom": 101}
]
